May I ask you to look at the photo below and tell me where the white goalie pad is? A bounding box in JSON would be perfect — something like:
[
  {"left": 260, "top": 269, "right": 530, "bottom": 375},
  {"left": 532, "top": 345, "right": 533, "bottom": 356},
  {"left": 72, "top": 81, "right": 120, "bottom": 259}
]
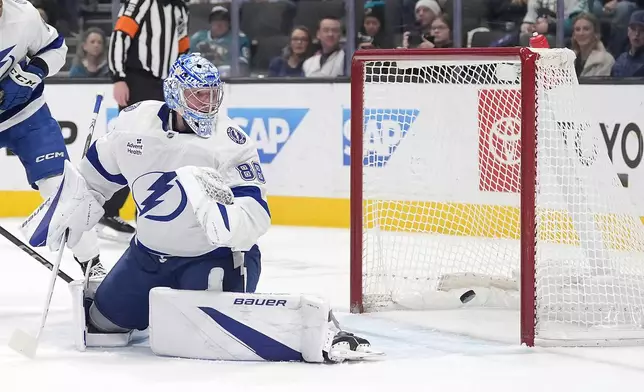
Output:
[
  {"left": 69, "top": 280, "right": 145, "bottom": 350},
  {"left": 149, "top": 288, "right": 331, "bottom": 362}
]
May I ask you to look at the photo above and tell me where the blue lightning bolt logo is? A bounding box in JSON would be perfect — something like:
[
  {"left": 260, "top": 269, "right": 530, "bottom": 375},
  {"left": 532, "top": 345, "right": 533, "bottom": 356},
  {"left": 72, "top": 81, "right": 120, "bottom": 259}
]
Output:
[
  {"left": 136, "top": 172, "right": 188, "bottom": 222},
  {"left": 140, "top": 172, "right": 176, "bottom": 216},
  {"left": 0, "top": 46, "right": 16, "bottom": 78}
]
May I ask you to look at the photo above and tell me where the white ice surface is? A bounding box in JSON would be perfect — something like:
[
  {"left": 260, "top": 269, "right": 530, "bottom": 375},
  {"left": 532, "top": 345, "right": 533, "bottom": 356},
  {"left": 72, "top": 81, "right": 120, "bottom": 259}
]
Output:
[{"left": 1, "top": 219, "right": 644, "bottom": 391}]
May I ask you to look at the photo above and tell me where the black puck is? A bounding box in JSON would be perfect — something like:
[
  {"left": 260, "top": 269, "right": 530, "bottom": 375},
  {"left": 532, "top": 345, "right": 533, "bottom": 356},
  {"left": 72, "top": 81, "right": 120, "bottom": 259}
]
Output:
[{"left": 460, "top": 290, "right": 476, "bottom": 304}]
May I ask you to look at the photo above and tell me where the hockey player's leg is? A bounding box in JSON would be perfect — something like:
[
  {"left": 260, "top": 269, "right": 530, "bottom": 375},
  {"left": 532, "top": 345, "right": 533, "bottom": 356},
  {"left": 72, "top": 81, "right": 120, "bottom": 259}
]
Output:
[
  {"left": 9, "top": 105, "right": 104, "bottom": 276},
  {"left": 92, "top": 243, "right": 171, "bottom": 331}
]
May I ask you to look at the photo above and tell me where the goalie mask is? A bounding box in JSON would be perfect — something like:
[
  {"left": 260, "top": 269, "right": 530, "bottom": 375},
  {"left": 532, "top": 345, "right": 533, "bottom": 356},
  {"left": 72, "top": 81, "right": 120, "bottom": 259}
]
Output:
[{"left": 163, "top": 53, "right": 224, "bottom": 138}]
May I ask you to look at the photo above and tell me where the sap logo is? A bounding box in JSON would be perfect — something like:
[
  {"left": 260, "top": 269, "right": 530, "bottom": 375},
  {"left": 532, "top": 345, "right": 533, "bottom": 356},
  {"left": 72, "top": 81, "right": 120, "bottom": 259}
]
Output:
[
  {"left": 228, "top": 108, "right": 308, "bottom": 164},
  {"left": 342, "top": 108, "right": 420, "bottom": 167},
  {"left": 36, "top": 152, "right": 65, "bottom": 162},
  {"left": 233, "top": 298, "right": 287, "bottom": 306},
  {"left": 132, "top": 171, "right": 187, "bottom": 222},
  {"left": 106, "top": 108, "right": 119, "bottom": 133}
]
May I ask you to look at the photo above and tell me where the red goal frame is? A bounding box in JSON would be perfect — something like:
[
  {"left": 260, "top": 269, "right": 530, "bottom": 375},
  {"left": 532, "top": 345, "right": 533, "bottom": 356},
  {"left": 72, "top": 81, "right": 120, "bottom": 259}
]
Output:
[{"left": 349, "top": 48, "right": 540, "bottom": 347}]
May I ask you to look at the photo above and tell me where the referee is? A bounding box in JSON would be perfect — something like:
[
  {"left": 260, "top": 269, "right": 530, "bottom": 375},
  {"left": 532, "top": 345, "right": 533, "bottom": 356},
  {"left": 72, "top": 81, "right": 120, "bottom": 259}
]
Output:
[{"left": 99, "top": 0, "right": 189, "bottom": 241}]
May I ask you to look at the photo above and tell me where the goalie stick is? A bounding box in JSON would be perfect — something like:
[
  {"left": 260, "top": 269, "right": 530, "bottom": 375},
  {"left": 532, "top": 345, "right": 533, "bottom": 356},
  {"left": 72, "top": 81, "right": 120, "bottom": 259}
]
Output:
[{"left": 9, "top": 93, "right": 104, "bottom": 358}]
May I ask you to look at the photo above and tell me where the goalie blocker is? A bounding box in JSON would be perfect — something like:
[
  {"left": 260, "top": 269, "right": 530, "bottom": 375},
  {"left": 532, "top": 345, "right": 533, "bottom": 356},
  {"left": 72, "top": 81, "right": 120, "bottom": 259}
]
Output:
[{"left": 69, "top": 280, "right": 383, "bottom": 363}]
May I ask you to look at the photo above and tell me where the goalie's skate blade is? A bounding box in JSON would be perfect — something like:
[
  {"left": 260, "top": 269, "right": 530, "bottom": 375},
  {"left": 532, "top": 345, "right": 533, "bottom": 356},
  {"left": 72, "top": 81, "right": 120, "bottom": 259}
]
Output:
[
  {"left": 329, "top": 347, "right": 385, "bottom": 362},
  {"left": 8, "top": 329, "right": 38, "bottom": 359}
]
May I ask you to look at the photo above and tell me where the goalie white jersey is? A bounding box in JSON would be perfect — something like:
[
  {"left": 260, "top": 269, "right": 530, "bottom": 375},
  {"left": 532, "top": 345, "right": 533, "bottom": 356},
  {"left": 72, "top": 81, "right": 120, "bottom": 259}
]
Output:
[
  {"left": 0, "top": 0, "right": 67, "bottom": 131},
  {"left": 78, "top": 100, "right": 270, "bottom": 257}
]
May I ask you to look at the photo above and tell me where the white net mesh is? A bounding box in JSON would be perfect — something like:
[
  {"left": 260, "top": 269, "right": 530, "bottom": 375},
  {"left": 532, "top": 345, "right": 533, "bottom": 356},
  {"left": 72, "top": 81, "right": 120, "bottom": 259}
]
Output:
[{"left": 357, "top": 49, "right": 644, "bottom": 344}]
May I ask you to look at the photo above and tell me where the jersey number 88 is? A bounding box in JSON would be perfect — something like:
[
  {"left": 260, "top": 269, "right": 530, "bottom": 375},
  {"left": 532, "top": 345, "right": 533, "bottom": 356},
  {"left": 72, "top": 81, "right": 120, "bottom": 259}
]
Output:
[{"left": 236, "top": 161, "right": 266, "bottom": 184}]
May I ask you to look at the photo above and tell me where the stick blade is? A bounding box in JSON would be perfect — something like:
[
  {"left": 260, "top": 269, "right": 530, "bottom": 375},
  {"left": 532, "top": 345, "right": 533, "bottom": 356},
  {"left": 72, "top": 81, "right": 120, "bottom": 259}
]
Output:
[{"left": 8, "top": 329, "right": 38, "bottom": 358}]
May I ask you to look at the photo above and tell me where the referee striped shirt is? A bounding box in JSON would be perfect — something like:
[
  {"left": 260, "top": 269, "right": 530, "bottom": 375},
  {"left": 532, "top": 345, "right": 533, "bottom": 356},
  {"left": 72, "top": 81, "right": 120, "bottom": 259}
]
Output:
[{"left": 108, "top": 0, "right": 189, "bottom": 82}]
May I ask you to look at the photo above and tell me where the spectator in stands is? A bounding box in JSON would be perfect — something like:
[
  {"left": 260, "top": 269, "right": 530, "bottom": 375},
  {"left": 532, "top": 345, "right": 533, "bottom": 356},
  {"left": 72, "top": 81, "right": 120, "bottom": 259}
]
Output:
[
  {"left": 69, "top": 27, "right": 109, "bottom": 78},
  {"left": 267, "top": 26, "right": 312, "bottom": 77},
  {"left": 403, "top": 13, "right": 454, "bottom": 48},
  {"left": 590, "top": 1, "right": 638, "bottom": 28},
  {"left": 401, "top": 0, "right": 442, "bottom": 48},
  {"left": 303, "top": 16, "right": 345, "bottom": 77},
  {"left": 571, "top": 13, "right": 615, "bottom": 76},
  {"left": 590, "top": 0, "right": 638, "bottom": 23},
  {"left": 486, "top": 0, "right": 529, "bottom": 32},
  {"left": 190, "top": 6, "right": 251, "bottom": 77},
  {"left": 429, "top": 14, "right": 454, "bottom": 48},
  {"left": 401, "top": 0, "right": 448, "bottom": 30},
  {"left": 357, "top": 1, "right": 392, "bottom": 49},
  {"left": 520, "top": 0, "right": 589, "bottom": 45},
  {"left": 590, "top": 0, "right": 640, "bottom": 57},
  {"left": 611, "top": 10, "right": 644, "bottom": 76}
]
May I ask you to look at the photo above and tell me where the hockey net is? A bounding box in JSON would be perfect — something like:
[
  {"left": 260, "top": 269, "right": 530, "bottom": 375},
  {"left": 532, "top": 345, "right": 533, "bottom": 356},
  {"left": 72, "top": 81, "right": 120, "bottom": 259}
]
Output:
[{"left": 350, "top": 48, "right": 644, "bottom": 346}]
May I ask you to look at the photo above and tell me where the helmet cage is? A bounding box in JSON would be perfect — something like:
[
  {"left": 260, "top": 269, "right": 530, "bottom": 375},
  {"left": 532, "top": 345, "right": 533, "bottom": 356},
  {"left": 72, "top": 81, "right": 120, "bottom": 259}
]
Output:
[{"left": 163, "top": 54, "right": 225, "bottom": 138}]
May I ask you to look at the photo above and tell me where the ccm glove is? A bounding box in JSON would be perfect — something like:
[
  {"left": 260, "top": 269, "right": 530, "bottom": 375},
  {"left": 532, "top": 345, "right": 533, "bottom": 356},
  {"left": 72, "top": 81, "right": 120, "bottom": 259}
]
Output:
[{"left": 0, "top": 63, "right": 45, "bottom": 111}]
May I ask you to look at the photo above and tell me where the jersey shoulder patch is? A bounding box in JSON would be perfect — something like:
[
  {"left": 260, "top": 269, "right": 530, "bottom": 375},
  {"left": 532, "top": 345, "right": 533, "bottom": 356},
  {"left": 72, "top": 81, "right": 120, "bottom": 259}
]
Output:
[
  {"left": 123, "top": 102, "right": 141, "bottom": 112},
  {"left": 226, "top": 126, "right": 246, "bottom": 145}
]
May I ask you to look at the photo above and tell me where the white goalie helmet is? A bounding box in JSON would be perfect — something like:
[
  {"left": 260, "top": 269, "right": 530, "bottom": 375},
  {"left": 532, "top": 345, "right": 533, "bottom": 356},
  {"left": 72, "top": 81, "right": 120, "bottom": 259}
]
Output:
[{"left": 163, "top": 53, "right": 224, "bottom": 138}]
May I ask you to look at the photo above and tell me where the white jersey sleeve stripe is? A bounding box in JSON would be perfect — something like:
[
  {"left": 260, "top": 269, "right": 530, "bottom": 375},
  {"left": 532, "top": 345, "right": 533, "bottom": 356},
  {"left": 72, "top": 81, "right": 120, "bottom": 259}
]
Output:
[
  {"left": 231, "top": 186, "right": 271, "bottom": 217},
  {"left": 85, "top": 142, "right": 128, "bottom": 186},
  {"left": 33, "top": 34, "right": 65, "bottom": 56}
]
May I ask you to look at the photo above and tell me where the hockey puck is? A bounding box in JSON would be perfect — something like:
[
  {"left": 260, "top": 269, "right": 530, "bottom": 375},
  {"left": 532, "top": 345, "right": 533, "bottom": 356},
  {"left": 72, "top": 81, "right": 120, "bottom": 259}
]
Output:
[{"left": 460, "top": 290, "right": 476, "bottom": 304}]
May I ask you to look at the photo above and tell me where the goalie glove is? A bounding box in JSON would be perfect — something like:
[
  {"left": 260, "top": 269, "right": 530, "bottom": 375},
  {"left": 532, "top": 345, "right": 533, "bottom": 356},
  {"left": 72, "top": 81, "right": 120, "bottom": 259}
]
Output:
[
  {"left": 20, "top": 160, "right": 105, "bottom": 251},
  {"left": 175, "top": 166, "right": 236, "bottom": 246}
]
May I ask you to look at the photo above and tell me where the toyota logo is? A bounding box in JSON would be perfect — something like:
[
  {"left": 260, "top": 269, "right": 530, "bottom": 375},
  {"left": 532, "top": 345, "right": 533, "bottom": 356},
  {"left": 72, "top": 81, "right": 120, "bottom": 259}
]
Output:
[{"left": 488, "top": 117, "right": 521, "bottom": 165}]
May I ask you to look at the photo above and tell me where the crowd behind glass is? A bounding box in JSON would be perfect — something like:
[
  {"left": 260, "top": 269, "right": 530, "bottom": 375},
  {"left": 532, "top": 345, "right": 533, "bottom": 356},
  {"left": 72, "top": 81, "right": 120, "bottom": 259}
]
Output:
[{"left": 36, "top": 0, "right": 644, "bottom": 79}]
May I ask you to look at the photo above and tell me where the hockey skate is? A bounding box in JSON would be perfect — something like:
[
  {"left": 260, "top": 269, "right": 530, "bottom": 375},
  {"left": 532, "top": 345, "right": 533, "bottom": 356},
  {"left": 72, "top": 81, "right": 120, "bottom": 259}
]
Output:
[
  {"left": 96, "top": 216, "right": 135, "bottom": 244},
  {"left": 76, "top": 256, "right": 107, "bottom": 279},
  {"left": 324, "top": 331, "right": 384, "bottom": 363}
]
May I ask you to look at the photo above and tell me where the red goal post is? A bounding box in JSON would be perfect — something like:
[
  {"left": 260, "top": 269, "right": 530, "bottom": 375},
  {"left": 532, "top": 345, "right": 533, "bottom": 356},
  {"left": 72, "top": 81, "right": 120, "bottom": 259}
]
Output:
[{"left": 349, "top": 47, "right": 644, "bottom": 347}]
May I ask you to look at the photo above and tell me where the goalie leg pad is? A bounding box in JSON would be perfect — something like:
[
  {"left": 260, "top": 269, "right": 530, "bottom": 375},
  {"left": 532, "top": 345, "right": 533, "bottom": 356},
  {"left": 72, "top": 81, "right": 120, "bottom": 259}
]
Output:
[{"left": 149, "top": 288, "right": 331, "bottom": 362}]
